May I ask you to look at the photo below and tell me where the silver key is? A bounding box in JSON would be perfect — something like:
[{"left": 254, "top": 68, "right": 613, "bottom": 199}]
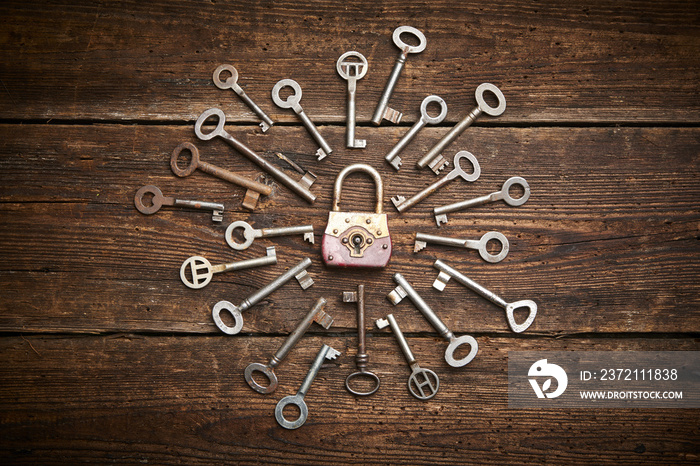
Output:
[
  {"left": 170, "top": 142, "right": 273, "bottom": 211},
  {"left": 275, "top": 344, "right": 341, "bottom": 429},
  {"left": 432, "top": 259, "right": 537, "bottom": 333},
  {"left": 225, "top": 220, "right": 314, "bottom": 250},
  {"left": 371, "top": 26, "right": 427, "bottom": 126},
  {"left": 414, "top": 231, "right": 509, "bottom": 263},
  {"left": 434, "top": 176, "right": 530, "bottom": 226},
  {"left": 388, "top": 273, "right": 478, "bottom": 368},
  {"left": 213, "top": 64, "right": 274, "bottom": 133},
  {"left": 417, "top": 83, "right": 506, "bottom": 174},
  {"left": 376, "top": 314, "right": 439, "bottom": 400},
  {"left": 179, "top": 247, "right": 277, "bottom": 289},
  {"left": 194, "top": 108, "right": 317, "bottom": 204},
  {"left": 384, "top": 95, "right": 448, "bottom": 171},
  {"left": 343, "top": 285, "right": 380, "bottom": 396},
  {"left": 391, "top": 151, "right": 480, "bottom": 213},
  {"left": 134, "top": 185, "right": 225, "bottom": 222},
  {"left": 271, "top": 79, "right": 332, "bottom": 161},
  {"left": 245, "top": 297, "right": 334, "bottom": 394},
  {"left": 212, "top": 257, "right": 314, "bottom": 335},
  {"left": 336, "top": 51, "right": 369, "bottom": 149}
]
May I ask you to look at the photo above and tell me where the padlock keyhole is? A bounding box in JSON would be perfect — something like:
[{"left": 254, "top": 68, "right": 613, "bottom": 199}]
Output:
[{"left": 351, "top": 234, "right": 364, "bottom": 256}]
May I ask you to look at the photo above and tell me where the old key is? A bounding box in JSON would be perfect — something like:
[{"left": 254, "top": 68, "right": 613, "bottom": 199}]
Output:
[
  {"left": 212, "top": 257, "right": 314, "bottom": 335},
  {"left": 245, "top": 297, "right": 334, "bottom": 394},
  {"left": 194, "top": 108, "right": 317, "bottom": 204},
  {"left": 417, "top": 83, "right": 506, "bottom": 174},
  {"left": 434, "top": 176, "right": 530, "bottom": 226},
  {"left": 376, "top": 314, "right": 439, "bottom": 400},
  {"left": 388, "top": 273, "right": 478, "bottom": 368},
  {"left": 274, "top": 344, "right": 341, "bottom": 429},
  {"left": 225, "top": 220, "right": 314, "bottom": 251},
  {"left": 384, "top": 95, "right": 448, "bottom": 171},
  {"left": 432, "top": 259, "right": 537, "bottom": 333},
  {"left": 391, "top": 151, "right": 481, "bottom": 213},
  {"left": 342, "top": 285, "right": 380, "bottom": 396},
  {"left": 134, "top": 185, "right": 225, "bottom": 222},
  {"left": 337, "top": 51, "right": 369, "bottom": 149},
  {"left": 271, "top": 79, "right": 332, "bottom": 161},
  {"left": 213, "top": 64, "right": 274, "bottom": 133},
  {"left": 414, "top": 231, "right": 509, "bottom": 263},
  {"left": 371, "top": 26, "right": 427, "bottom": 125},
  {"left": 179, "top": 247, "right": 277, "bottom": 289},
  {"left": 170, "top": 142, "right": 272, "bottom": 211}
]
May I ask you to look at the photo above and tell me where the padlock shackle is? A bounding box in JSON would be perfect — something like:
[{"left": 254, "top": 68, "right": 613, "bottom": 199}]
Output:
[{"left": 332, "top": 164, "right": 384, "bottom": 213}]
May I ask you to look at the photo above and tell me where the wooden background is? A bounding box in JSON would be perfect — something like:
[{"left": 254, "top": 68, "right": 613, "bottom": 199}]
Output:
[{"left": 1, "top": 0, "right": 698, "bottom": 463}]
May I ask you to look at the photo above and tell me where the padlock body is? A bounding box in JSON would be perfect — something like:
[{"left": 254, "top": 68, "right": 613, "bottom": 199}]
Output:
[{"left": 322, "top": 211, "right": 392, "bottom": 267}]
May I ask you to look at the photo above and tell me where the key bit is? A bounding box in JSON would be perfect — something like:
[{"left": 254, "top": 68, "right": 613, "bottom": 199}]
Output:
[
  {"left": 375, "top": 317, "right": 390, "bottom": 329},
  {"left": 435, "top": 213, "right": 448, "bottom": 226},
  {"left": 428, "top": 155, "right": 450, "bottom": 174},
  {"left": 390, "top": 195, "right": 406, "bottom": 209}
]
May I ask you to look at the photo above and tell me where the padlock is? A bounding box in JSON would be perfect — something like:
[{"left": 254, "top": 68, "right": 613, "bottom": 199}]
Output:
[{"left": 322, "top": 164, "right": 392, "bottom": 267}]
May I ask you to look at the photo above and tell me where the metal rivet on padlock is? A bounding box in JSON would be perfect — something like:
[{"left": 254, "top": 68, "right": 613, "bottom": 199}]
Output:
[{"left": 322, "top": 164, "right": 392, "bottom": 268}]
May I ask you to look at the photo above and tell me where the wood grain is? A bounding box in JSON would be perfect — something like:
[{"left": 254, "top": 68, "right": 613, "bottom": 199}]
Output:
[
  {"left": 1, "top": 1, "right": 699, "bottom": 464},
  {"left": 0, "top": 335, "right": 698, "bottom": 464},
  {"left": 0, "top": 1, "right": 698, "bottom": 123},
  {"left": 0, "top": 124, "right": 697, "bottom": 334}
]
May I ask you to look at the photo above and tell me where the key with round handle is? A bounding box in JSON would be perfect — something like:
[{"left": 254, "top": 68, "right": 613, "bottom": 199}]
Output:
[
  {"left": 414, "top": 231, "right": 509, "bottom": 263},
  {"left": 244, "top": 297, "right": 334, "bottom": 394},
  {"left": 134, "top": 185, "right": 225, "bottom": 222},
  {"left": 342, "top": 285, "right": 380, "bottom": 396},
  {"left": 225, "top": 220, "right": 314, "bottom": 251},
  {"left": 376, "top": 314, "right": 439, "bottom": 400},
  {"left": 417, "top": 83, "right": 506, "bottom": 174},
  {"left": 271, "top": 79, "right": 332, "bottom": 161},
  {"left": 170, "top": 142, "right": 273, "bottom": 211},
  {"left": 194, "top": 108, "right": 317, "bottom": 204},
  {"left": 213, "top": 64, "right": 274, "bottom": 133},
  {"left": 274, "top": 343, "right": 341, "bottom": 429},
  {"left": 371, "top": 26, "right": 427, "bottom": 126},
  {"left": 212, "top": 257, "right": 314, "bottom": 335},
  {"left": 388, "top": 273, "right": 478, "bottom": 368},
  {"left": 434, "top": 176, "right": 530, "bottom": 226},
  {"left": 337, "top": 51, "right": 369, "bottom": 149},
  {"left": 391, "top": 151, "right": 481, "bottom": 213},
  {"left": 384, "top": 95, "right": 447, "bottom": 171},
  {"left": 179, "top": 247, "right": 277, "bottom": 289},
  {"left": 432, "top": 259, "right": 538, "bottom": 333}
]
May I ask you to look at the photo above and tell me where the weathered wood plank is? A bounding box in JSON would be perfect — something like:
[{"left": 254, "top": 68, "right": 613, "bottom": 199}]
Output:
[
  {"left": 0, "top": 1, "right": 698, "bottom": 123},
  {"left": 0, "top": 335, "right": 697, "bottom": 464},
  {"left": 0, "top": 125, "right": 697, "bottom": 334}
]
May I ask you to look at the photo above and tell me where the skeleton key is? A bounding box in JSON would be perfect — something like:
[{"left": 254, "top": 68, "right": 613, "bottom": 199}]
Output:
[
  {"left": 432, "top": 259, "right": 537, "bottom": 333},
  {"left": 417, "top": 83, "right": 506, "bottom": 174},
  {"left": 195, "top": 108, "right": 317, "bottom": 204},
  {"left": 275, "top": 344, "right": 341, "bottom": 429},
  {"left": 371, "top": 26, "right": 427, "bottom": 126},
  {"left": 180, "top": 247, "right": 277, "bottom": 289},
  {"left": 225, "top": 220, "right": 314, "bottom": 251},
  {"left": 376, "top": 314, "right": 439, "bottom": 400},
  {"left": 384, "top": 95, "right": 448, "bottom": 171},
  {"left": 212, "top": 257, "right": 314, "bottom": 335},
  {"left": 134, "top": 185, "right": 225, "bottom": 222},
  {"left": 414, "top": 231, "right": 509, "bottom": 263},
  {"left": 337, "top": 51, "right": 369, "bottom": 149},
  {"left": 213, "top": 64, "right": 274, "bottom": 132},
  {"left": 342, "top": 285, "right": 380, "bottom": 396},
  {"left": 245, "top": 297, "right": 333, "bottom": 394},
  {"left": 434, "top": 176, "right": 530, "bottom": 226},
  {"left": 170, "top": 142, "right": 273, "bottom": 211},
  {"left": 271, "top": 79, "right": 332, "bottom": 161},
  {"left": 391, "top": 151, "right": 480, "bottom": 213},
  {"left": 388, "top": 273, "right": 478, "bottom": 368}
]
